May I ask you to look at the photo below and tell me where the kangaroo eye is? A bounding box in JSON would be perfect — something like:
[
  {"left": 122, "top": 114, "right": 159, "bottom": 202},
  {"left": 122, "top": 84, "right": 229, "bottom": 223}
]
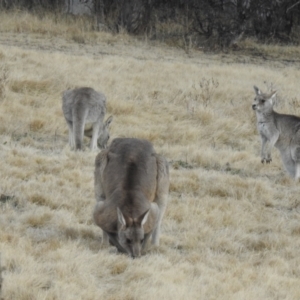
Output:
[
  {"left": 261, "top": 100, "right": 265, "bottom": 103},
  {"left": 126, "top": 238, "right": 132, "bottom": 244}
]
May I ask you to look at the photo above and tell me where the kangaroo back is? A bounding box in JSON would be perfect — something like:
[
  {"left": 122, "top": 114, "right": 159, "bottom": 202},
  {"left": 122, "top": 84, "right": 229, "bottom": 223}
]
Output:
[
  {"left": 62, "top": 87, "right": 112, "bottom": 151},
  {"left": 103, "top": 138, "right": 157, "bottom": 204},
  {"left": 93, "top": 138, "right": 168, "bottom": 257}
]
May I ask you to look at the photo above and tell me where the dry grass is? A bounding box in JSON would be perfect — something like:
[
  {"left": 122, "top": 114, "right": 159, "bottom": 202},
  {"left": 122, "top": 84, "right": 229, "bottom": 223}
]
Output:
[{"left": 1, "top": 11, "right": 300, "bottom": 300}]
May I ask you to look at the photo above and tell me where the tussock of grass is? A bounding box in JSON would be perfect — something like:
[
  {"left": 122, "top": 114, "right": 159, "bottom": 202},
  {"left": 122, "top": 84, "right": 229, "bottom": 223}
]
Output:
[
  {"left": 1, "top": 11, "right": 300, "bottom": 300},
  {"left": 0, "top": 62, "right": 9, "bottom": 100},
  {"left": 10, "top": 79, "right": 53, "bottom": 94},
  {"left": 29, "top": 119, "right": 45, "bottom": 132},
  {"left": 107, "top": 99, "right": 136, "bottom": 115},
  {"left": 0, "top": 10, "right": 92, "bottom": 37},
  {"left": 240, "top": 38, "right": 300, "bottom": 60},
  {"left": 24, "top": 211, "right": 53, "bottom": 228}
]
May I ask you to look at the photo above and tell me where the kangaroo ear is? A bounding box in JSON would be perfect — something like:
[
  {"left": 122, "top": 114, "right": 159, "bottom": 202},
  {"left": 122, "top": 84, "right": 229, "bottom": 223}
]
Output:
[
  {"left": 269, "top": 91, "right": 277, "bottom": 105},
  {"left": 137, "top": 209, "right": 150, "bottom": 226},
  {"left": 105, "top": 115, "right": 113, "bottom": 127},
  {"left": 270, "top": 91, "right": 277, "bottom": 98},
  {"left": 117, "top": 207, "right": 127, "bottom": 227},
  {"left": 253, "top": 86, "right": 261, "bottom": 95}
]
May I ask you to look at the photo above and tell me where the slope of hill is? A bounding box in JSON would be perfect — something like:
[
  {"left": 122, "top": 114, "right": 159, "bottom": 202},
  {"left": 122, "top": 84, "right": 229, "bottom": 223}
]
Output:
[{"left": 1, "top": 11, "right": 300, "bottom": 300}]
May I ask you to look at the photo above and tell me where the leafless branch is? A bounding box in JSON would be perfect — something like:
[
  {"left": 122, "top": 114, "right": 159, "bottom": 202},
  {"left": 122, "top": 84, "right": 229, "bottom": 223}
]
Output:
[{"left": 286, "top": 1, "right": 300, "bottom": 13}]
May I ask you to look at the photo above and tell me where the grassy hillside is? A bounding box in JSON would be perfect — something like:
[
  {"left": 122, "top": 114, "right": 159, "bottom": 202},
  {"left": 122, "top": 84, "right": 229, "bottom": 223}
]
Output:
[{"left": 1, "top": 11, "right": 300, "bottom": 300}]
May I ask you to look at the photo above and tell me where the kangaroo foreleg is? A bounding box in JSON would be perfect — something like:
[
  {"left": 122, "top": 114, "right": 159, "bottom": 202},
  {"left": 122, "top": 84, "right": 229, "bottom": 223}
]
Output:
[
  {"left": 260, "top": 135, "right": 271, "bottom": 163},
  {"left": 142, "top": 232, "right": 152, "bottom": 251},
  {"left": 106, "top": 232, "right": 127, "bottom": 253}
]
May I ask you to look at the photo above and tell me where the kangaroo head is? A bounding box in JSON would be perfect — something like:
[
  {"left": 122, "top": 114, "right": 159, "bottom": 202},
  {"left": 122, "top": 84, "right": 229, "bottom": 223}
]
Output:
[
  {"left": 97, "top": 115, "right": 113, "bottom": 149},
  {"left": 117, "top": 207, "right": 149, "bottom": 258},
  {"left": 252, "top": 86, "right": 277, "bottom": 113}
]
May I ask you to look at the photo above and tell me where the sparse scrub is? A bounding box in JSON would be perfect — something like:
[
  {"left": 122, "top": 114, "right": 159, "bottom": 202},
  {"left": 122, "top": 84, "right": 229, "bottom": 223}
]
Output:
[
  {"left": 0, "top": 254, "right": 3, "bottom": 300},
  {"left": 184, "top": 77, "right": 219, "bottom": 116},
  {"left": 71, "top": 33, "right": 85, "bottom": 44},
  {"left": 198, "top": 77, "right": 219, "bottom": 107},
  {"left": 0, "top": 63, "right": 9, "bottom": 100},
  {"left": 29, "top": 119, "right": 45, "bottom": 132},
  {"left": 10, "top": 79, "right": 53, "bottom": 94}
]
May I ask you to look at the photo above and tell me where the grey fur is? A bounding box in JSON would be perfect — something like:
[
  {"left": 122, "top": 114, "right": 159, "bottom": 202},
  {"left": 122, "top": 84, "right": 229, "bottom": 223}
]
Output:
[
  {"left": 93, "top": 138, "right": 169, "bottom": 258},
  {"left": 62, "top": 87, "right": 113, "bottom": 150},
  {"left": 252, "top": 86, "right": 300, "bottom": 179}
]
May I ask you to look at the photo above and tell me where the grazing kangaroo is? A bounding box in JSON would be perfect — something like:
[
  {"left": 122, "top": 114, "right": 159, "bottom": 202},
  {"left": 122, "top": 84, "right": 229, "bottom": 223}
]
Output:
[
  {"left": 252, "top": 86, "right": 300, "bottom": 179},
  {"left": 93, "top": 138, "right": 169, "bottom": 258},
  {"left": 62, "top": 87, "right": 113, "bottom": 151}
]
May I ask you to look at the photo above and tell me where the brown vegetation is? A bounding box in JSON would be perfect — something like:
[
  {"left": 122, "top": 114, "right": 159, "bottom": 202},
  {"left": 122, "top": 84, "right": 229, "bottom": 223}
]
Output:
[{"left": 2, "top": 1, "right": 300, "bottom": 49}]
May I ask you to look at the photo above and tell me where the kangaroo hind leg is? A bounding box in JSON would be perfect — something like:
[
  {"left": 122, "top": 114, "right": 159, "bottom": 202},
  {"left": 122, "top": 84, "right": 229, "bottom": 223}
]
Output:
[
  {"left": 295, "top": 163, "right": 300, "bottom": 180},
  {"left": 151, "top": 154, "right": 169, "bottom": 246},
  {"left": 94, "top": 150, "right": 110, "bottom": 245},
  {"left": 291, "top": 142, "right": 300, "bottom": 179},
  {"left": 66, "top": 120, "right": 74, "bottom": 149},
  {"left": 74, "top": 120, "right": 85, "bottom": 150},
  {"left": 94, "top": 149, "right": 109, "bottom": 202},
  {"left": 93, "top": 201, "right": 109, "bottom": 246},
  {"left": 292, "top": 147, "right": 300, "bottom": 180}
]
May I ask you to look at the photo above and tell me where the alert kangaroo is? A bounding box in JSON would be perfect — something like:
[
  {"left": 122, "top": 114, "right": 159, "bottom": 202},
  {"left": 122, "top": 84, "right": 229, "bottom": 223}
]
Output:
[
  {"left": 93, "top": 138, "right": 169, "bottom": 258},
  {"left": 252, "top": 86, "right": 300, "bottom": 179},
  {"left": 62, "top": 87, "right": 113, "bottom": 151}
]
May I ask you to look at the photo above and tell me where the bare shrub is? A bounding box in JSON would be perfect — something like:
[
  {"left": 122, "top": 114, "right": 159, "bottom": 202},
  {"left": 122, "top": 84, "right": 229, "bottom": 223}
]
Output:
[
  {"left": 198, "top": 77, "right": 219, "bottom": 106},
  {"left": 0, "top": 253, "right": 3, "bottom": 300},
  {"left": 185, "top": 77, "right": 219, "bottom": 114},
  {"left": 0, "top": 63, "right": 9, "bottom": 100}
]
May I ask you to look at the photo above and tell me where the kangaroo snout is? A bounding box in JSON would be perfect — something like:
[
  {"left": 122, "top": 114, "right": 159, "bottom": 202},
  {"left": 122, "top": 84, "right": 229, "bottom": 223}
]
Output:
[
  {"left": 131, "top": 252, "right": 141, "bottom": 259},
  {"left": 131, "top": 246, "right": 141, "bottom": 258},
  {"left": 252, "top": 104, "right": 257, "bottom": 110}
]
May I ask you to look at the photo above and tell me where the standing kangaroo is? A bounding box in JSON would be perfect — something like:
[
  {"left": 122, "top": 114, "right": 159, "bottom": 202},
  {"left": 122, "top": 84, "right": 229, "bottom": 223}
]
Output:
[
  {"left": 62, "top": 87, "right": 113, "bottom": 151},
  {"left": 252, "top": 86, "right": 300, "bottom": 179},
  {"left": 93, "top": 138, "right": 169, "bottom": 258}
]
